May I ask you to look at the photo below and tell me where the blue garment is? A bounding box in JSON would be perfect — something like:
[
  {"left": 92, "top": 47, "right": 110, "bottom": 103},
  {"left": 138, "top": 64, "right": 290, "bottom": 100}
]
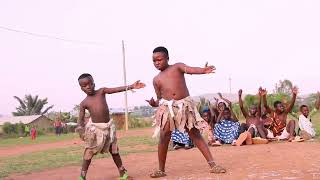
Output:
[
  {"left": 214, "top": 120, "right": 240, "bottom": 144},
  {"left": 171, "top": 129, "right": 192, "bottom": 145}
]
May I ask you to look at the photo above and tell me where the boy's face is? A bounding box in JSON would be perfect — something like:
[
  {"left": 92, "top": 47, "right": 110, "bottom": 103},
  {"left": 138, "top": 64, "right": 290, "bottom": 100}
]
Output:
[
  {"left": 202, "top": 112, "right": 210, "bottom": 122},
  {"left": 249, "top": 105, "right": 257, "bottom": 116},
  {"left": 152, "top": 52, "right": 169, "bottom": 71},
  {"left": 79, "top": 77, "right": 95, "bottom": 95},
  {"left": 275, "top": 103, "right": 285, "bottom": 113},
  {"left": 218, "top": 102, "right": 226, "bottom": 112},
  {"left": 223, "top": 110, "right": 231, "bottom": 120},
  {"left": 301, "top": 106, "right": 309, "bottom": 117}
]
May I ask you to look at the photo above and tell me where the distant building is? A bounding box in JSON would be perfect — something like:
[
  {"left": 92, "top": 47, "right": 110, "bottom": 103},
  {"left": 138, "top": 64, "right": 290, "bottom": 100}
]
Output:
[
  {"left": 109, "top": 108, "right": 133, "bottom": 129},
  {"left": 0, "top": 115, "right": 52, "bottom": 133}
]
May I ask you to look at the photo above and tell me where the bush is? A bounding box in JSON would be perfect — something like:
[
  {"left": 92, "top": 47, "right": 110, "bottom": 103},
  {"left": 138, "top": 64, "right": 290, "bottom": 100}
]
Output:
[
  {"left": 128, "top": 117, "right": 152, "bottom": 129},
  {"left": 2, "top": 122, "right": 18, "bottom": 135}
]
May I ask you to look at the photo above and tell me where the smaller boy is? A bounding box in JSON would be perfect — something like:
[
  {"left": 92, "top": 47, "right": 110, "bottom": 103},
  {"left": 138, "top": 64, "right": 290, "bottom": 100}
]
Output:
[
  {"left": 298, "top": 92, "right": 320, "bottom": 140},
  {"left": 76, "top": 73, "right": 145, "bottom": 180}
]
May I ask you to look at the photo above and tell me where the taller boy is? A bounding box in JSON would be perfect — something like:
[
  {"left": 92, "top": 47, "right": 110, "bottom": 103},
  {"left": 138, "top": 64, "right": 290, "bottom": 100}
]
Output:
[{"left": 147, "top": 47, "right": 226, "bottom": 178}]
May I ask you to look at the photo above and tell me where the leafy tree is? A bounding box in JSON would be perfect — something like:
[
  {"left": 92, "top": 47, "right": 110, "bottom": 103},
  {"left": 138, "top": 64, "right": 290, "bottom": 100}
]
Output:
[
  {"left": 274, "top": 79, "right": 293, "bottom": 95},
  {"left": 12, "top": 95, "right": 54, "bottom": 116}
]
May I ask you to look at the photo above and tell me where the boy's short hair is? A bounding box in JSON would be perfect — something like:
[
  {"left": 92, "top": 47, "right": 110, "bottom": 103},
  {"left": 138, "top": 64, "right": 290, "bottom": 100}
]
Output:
[
  {"left": 78, "top": 73, "right": 93, "bottom": 81},
  {"left": 224, "top": 107, "right": 230, "bottom": 112},
  {"left": 153, "top": 46, "right": 169, "bottom": 58},
  {"left": 300, "top": 104, "right": 308, "bottom": 111},
  {"left": 273, "top": 101, "right": 282, "bottom": 108}
]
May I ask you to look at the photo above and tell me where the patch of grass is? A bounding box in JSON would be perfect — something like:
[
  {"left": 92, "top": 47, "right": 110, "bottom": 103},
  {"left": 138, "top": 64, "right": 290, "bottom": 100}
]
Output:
[
  {"left": 0, "top": 135, "right": 158, "bottom": 178},
  {"left": 312, "top": 112, "right": 320, "bottom": 137},
  {"left": 118, "top": 136, "right": 158, "bottom": 147},
  {"left": 0, "top": 133, "right": 78, "bottom": 148}
]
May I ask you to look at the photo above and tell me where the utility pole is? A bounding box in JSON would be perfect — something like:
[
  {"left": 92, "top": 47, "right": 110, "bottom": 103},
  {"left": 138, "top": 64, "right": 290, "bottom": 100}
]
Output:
[{"left": 122, "top": 40, "right": 129, "bottom": 131}]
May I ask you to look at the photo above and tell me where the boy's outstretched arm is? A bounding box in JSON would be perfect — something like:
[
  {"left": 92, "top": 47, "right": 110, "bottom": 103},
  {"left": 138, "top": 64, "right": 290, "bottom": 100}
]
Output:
[
  {"left": 176, "top": 62, "right": 216, "bottom": 75},
  {"left": 102, "top": 80, "right": 145, "bottom": 94},
  {"left": 261, "top": 88, "right": 272, "bottom": 114},
  {"left": 146, "top": 79, "right": 161, "bottom": 107},
  {"left": 286, "top": 86, "right": 298, "bottom": 113},
  {"left": 315, "top": 91, "right": 320, "bottom": 110},
  {"left": 238, "top": 89, "right": 249, "bottom": 118}
]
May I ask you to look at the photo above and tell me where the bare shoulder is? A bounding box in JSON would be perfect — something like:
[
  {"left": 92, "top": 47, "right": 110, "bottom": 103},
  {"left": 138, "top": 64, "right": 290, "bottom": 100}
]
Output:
[{"left": 172, "top": 62, "right": 186, "bottom": 68}]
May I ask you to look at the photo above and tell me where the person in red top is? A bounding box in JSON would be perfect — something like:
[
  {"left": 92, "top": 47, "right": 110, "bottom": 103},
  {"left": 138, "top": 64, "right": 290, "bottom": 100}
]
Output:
[
  {"left": 54, "top": 119, "right": 62, "bottom": 136},
  {"left": 31, "top": 126, "right": 37, "bottom": 140}
]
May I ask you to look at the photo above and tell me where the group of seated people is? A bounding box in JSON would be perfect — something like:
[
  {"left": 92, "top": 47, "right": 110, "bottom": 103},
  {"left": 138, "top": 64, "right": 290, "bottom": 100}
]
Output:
[{"left": 171, "top": 87, "right": 320, "bottom": 149}]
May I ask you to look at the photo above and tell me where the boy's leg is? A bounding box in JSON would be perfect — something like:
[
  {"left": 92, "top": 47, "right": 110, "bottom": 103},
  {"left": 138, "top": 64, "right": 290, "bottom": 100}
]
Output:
[
  {"left": 109, "top": 146, "right": 127, "bottom": 177},
  {"left": 187, "top": 128, "right": 226, "bottom": 173},
  {"left": 158, "top": 122, "right": 172, "bottom": 172},
  {"left": 256, "top": 125, "right": 267, "bottom": 139},
  {"left": 187, "top": 128, "right": 213, "bottom": 163},
  {"left": 81, "top": 159, "right": 92, "bottom": 179},
  {"left": 286, "top": 120, "right": 296, "bottom": 140}
]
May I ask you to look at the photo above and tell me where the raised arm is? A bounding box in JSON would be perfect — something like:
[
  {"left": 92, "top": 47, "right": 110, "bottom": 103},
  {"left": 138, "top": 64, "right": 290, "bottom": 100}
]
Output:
[
  {"left": 286, "top": 86, "right": 298, "bottom": 113},
  {"left": 261, "top": 88, "right": 272, "bottom": 114},
  {"left": 257, "top": 88, "right": 262, "bottom": 118},
  {"left": 77, "top": 103, "right": 85, "bottom": 127},
  {"left": 146, "top": 78, "right": 161, "bottom": 107},
  {"left": 238, "top": 89, "right": 249, "bottom": 118},
  {"left": 102, "top": 80, "right": 145, "bottom": 94},
  {"left": 176, "top": 62, "right": 216, "bottom": 75},
  {"left": 315, "top": 91, "right": 320, "bottom": 110}
]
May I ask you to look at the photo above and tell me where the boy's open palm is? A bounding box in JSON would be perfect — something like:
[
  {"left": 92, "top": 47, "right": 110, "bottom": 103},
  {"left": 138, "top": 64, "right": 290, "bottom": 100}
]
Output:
[
  {"left": 132, "top": 80, "right": 145, "bottom": 89},
  {"left": 203, "top": 62, "right": 216, "bottom": 74}
]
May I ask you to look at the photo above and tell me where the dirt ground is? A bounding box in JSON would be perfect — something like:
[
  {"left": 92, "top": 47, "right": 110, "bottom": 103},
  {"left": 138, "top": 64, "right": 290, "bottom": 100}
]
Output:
[
  {"left": 4, "top": 143, "right": 320, "bottom": 179},
  {"left": 3, "top": 128, "right": 320, "bottom": 180}
]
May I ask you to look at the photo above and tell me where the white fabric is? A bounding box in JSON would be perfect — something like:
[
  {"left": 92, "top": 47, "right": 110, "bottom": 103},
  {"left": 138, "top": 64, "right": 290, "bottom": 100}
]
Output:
[
  {"left": 298, "top": 114, "right": 316, "bottom": 137},
  {"left": 159, "top": 98, "right": 183, "bottom": 118},
  {"left": 277, "top": 128, "right": 290, "bottom": 140},
  {"left": 267, "top": 129, "right": 290, "bottom": 140}
]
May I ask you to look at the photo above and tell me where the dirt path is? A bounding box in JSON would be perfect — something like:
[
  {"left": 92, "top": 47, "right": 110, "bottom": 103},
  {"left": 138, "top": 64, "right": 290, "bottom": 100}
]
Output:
[
  {"left": 6, "top": 142, "right": 320, "bottom": 180},
  {"left": 0, "top": 128, "right": 154, "bottom": 157}
]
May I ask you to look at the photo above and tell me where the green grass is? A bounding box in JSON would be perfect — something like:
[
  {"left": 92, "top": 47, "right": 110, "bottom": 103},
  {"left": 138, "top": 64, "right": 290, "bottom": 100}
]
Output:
[
  {"left": 0, "top": 135, "right": 157, "bottom": 178},
  {"left": 0, "top": 133, "right": 78, "bottom": 148}
]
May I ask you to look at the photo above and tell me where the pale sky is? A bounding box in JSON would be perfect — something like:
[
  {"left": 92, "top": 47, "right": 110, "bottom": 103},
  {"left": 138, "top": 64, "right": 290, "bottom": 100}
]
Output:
[{"left": 0, "top": 0, "right": 319, "bottom": 116}]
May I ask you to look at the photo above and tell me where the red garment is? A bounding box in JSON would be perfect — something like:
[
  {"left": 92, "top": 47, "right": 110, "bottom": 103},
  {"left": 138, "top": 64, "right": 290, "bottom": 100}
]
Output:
[
  {"left": 31, "top": 128, "right": 37, "bottom": 140},
  {"left": 54, "top": 121, "right": 62, "bottom": 127}
]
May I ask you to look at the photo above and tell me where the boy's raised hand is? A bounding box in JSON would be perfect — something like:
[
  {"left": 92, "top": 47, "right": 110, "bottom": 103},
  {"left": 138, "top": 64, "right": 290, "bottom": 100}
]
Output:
[
  {"left": 238, "top": 89, "right": 243, "bottom": 97},
  {"left": 146, "top": 97, "right": 157, "bottom": 107},
  {"left": 203, "top": 62, "right": 216, "bottom": 74},
  {"left": 131, "top": 80, "right": 145, "bottom": 89},
  {"left": 260, "top": 88, "right": 267, "bottom": 96},
  {"left": 292, "top": 86, "right": 299, "bottom": 95}
]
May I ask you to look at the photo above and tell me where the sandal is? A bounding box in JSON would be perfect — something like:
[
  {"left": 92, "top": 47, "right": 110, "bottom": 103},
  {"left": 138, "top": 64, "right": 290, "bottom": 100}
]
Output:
[
  {"left": 119, "top": 171, "right": 129, "bottom": 180},
  {"left": 292, "top": 136, "right": 304, "bottom": 142},
  {"left": 150, "top": 170, "right": 167, "bottom": 178},
  {"left": 210, "top": 165, "right": 227, "bottom": 174}
]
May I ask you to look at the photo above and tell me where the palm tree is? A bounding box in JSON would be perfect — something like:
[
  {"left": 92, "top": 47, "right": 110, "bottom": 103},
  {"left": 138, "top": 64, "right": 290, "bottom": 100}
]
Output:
[{"left": 12, "top": 94, "right": 54, "bottom": 116}]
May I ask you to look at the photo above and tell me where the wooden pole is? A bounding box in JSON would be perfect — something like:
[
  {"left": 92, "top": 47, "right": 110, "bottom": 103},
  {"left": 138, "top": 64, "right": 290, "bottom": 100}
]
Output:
[{"left": 122, "top": 40, "right": 129, "bottom": 131}]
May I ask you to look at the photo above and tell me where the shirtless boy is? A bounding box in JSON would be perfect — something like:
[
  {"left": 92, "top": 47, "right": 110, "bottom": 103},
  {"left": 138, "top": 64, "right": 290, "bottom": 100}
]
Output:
[
  {"left": 261, "top": 87, "right": 298, "bottom": 141},
  {"left": 147, "top": 46, "right": 226, "bottom": 178},
  {"left": 238, "top": 88, "right": 267, "bottom": 139},
  {"left": 77, "top": 73, "right": 145, "bottom": 180}
]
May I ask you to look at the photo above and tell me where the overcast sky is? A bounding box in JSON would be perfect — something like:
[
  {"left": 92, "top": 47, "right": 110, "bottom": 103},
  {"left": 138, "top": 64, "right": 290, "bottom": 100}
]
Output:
[{"left": 0, "top": 0, "right": 319, "bottom": 116}]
